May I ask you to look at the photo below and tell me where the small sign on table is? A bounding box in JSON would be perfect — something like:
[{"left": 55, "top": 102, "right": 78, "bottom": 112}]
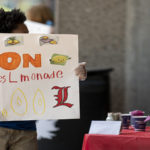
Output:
[{"left": 89, "top": 121, "right": 122, "bottom": 135}]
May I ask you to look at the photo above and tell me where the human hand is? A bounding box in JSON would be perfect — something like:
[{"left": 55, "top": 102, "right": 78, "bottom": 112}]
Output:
[{"left": 75, "top": 62, "right": 87, "bottom": 81}]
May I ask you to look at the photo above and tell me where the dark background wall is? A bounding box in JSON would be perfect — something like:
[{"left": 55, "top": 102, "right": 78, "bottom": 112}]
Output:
[
  {"left": 55, "top": 0, "right": 126, "bottom": 112},
  {"left": 125, "top": 0, "right": 150, "bottom": 113}
]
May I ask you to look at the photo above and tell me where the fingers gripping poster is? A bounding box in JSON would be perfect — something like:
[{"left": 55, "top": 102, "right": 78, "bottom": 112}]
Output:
[{"left": 0, "top": 34, "right": 79, "bottom": 121}]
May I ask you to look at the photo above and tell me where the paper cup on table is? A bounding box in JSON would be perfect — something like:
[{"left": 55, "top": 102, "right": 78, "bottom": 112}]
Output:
[
  {"left": 133, "top": 116, "right": 147, "bottom": 131},
  {"left": 121, "top": 114, "right": 131, "bottom": 129},
  {"left": 130, "top": 110, "right": 145, "bottom": 127}
]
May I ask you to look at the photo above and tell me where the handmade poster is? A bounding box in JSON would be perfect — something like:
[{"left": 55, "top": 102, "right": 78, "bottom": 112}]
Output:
[{"left": 0, "top": 34, "right": 79, "bottom": 121}]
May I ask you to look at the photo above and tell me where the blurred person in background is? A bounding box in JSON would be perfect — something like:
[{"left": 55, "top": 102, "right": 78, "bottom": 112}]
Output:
[
  {"left": 26, "top": 4, "right": 54, "bottom": 24},
  {"left": 26, "top": 4, "right": 54, "bottom": 32}
]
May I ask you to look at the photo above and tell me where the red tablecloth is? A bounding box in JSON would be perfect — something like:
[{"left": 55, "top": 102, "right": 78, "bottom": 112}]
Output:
[{"left": 82, "top": 127, "right": 150, "bottom": 150}]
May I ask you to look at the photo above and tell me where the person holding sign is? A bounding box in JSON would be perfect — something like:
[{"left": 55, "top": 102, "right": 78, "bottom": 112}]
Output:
[{"left": 0, "top": 8, "right": 86, "bottom": 150}]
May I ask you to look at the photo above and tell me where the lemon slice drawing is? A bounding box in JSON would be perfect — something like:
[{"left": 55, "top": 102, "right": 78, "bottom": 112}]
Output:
[
  {"left": 5, "top": 36, "right": 23, "bottom": 47},
  {"left": 50, "top": 54, "right": 71, "bottom": 66},
  {"left": 10, "top": 88, "right": 28, "bottom": 116},
  {"left": 33, "top": 89, "right": 46, "bottom": 115}
]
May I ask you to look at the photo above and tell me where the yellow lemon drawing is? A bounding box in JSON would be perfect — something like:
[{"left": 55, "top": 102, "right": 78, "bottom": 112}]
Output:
[
  {"left": 50, "top": 40, "right": 57, "bottom": 44},
  {"left": 42, "top": 36, "right": 48, "bottom": 40},
  {"left": 10, "top": 88, "right": 28, "bottom": 116},
  {"left": 14, "top": 40, "right": 19, "bottom": 44},
  {"left": 33, "top": 89, "right": 46, "bottom": 115},
  {"left": 50, "top": 54, "right": 71, "bottom": 65},
  {"left": 7, "top": 40, "right": 13, "bottom": 44},
  {"left": 52, "top": 55, "right": 67, "bottom": 63}
]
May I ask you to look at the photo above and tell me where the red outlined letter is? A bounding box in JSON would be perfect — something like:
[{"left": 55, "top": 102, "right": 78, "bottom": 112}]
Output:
[{"left": 52, "top": 86, "right": 73, "bottom": 108}]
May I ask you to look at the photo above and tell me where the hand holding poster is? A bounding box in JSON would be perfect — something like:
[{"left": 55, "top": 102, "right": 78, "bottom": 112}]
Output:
[{"left": 0, "top": 34, "right": 79, "bottom": 121}]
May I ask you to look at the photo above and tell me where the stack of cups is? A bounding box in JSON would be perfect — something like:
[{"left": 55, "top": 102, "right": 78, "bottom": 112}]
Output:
[{"left": 130, "top": 110, "right": 147, "bottom": 131}]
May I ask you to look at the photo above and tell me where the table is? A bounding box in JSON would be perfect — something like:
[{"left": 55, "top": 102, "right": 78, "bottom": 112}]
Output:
[{"left": 82, "top": 127, "right": 150, "bottom": 150}]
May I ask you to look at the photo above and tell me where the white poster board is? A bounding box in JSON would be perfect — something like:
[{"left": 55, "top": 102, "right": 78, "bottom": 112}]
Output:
[{"left": 0, "top": 34, "right": 79, "bottom": 121}]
